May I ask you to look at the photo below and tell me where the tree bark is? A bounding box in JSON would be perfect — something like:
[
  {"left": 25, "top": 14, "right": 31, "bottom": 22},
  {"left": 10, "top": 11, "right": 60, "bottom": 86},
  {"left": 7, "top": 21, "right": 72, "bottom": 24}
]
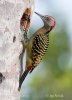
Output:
[{"left": 0, "top": 0, "right": 34, "bottom": 100}]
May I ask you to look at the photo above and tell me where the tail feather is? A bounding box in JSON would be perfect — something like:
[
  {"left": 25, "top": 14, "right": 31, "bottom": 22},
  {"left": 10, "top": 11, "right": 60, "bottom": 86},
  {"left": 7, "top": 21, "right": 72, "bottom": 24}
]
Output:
[{"left": 18, "top": 70, "right": 29, "bottom": 91}]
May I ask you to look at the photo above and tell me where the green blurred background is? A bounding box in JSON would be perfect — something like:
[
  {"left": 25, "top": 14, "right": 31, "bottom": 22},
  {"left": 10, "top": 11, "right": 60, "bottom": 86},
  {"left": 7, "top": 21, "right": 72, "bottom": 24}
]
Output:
[{"left": 21, "top": 0, "right": 72, "bottom": 100}]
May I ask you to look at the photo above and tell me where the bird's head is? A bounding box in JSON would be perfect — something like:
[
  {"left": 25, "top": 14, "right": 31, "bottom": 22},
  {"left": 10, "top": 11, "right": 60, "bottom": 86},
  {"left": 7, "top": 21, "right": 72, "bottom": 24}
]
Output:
[{"left": 35, "top": 12, "right": 56, "bottom": 30}]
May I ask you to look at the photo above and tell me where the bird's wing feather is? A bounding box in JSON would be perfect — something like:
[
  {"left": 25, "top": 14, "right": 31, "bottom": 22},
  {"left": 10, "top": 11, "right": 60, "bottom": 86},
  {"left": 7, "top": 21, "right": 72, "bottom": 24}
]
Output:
[{"left": 30, "top": 33, "right": 49, "bottom": 73}]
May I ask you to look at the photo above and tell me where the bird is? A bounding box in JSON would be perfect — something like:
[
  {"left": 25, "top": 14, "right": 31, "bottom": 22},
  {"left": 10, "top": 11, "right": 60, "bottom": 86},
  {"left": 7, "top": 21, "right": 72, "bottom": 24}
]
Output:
[{"left": 18, "top": 12, "right": 56, "bottom": 91}]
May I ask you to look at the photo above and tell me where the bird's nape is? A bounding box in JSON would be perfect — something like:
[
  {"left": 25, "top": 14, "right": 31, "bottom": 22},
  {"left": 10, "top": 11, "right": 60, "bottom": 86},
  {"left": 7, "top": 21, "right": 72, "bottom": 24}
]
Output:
[{"left": 48, "top": 16, "right": 56, "bottom": 28}]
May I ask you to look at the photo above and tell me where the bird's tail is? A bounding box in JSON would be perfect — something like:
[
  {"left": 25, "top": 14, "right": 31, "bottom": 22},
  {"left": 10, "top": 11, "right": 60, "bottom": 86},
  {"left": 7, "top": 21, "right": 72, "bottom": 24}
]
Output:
[{"left": 18, "top": 69, "right": 29, "bottom": 91}]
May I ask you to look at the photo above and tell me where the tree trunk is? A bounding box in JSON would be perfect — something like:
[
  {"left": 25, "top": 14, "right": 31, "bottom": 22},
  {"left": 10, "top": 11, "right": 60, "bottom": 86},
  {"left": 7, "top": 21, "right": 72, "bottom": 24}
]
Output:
[{"left": 0, "top": 0, "right": 34, "bottom": 100}]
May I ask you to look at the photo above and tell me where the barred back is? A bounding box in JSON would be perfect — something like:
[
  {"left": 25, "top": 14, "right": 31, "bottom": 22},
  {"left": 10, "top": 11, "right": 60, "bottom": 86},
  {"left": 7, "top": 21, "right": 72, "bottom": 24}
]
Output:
[{"left": 32, "top": 33, "right": 49, "bottom": 67}]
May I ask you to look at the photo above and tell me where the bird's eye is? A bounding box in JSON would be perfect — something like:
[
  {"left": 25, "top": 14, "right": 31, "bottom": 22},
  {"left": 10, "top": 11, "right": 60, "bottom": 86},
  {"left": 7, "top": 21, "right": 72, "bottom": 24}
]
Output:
[{"left": 46, "top": 17, "right": 51, "bottom": 21}]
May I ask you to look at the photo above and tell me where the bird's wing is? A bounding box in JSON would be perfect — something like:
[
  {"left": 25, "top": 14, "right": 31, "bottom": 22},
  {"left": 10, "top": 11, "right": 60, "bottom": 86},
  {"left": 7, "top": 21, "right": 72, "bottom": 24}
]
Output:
[{"left": 30, "top": 33, "right": 49, "bottom": 73}]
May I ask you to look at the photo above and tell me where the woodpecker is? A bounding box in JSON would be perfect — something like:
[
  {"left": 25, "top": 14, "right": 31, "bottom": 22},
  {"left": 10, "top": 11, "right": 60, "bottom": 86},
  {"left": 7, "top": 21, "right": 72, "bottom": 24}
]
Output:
[{"left": 18, "top": 12, "right": 56, "bottom": 91}]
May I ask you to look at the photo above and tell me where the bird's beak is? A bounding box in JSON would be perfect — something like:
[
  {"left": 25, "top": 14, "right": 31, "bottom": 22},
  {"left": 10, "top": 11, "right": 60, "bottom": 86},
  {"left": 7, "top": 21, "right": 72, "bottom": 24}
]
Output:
[
  {"left": 35, "top": 12, "right": 49, "bottom": 27},
  {"left": 35, "top": 12, "right": 44, "bottom": 19}
]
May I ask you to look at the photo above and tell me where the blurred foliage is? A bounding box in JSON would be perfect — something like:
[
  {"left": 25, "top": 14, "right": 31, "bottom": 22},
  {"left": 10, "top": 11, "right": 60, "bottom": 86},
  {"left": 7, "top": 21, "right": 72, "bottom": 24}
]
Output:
[{"left": 21, "top": 25, "right": 72, "bottom": 100}]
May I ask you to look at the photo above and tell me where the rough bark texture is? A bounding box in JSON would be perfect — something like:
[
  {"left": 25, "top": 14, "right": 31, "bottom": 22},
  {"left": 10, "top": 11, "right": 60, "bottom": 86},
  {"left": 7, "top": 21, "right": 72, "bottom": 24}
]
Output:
[{"left": 0, "top": 0, "right": 34, "bottom": 100}]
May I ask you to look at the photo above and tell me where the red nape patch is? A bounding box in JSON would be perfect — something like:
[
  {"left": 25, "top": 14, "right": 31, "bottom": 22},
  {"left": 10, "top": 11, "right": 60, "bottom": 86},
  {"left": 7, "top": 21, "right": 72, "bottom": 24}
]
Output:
[
  {"left": 27, "top": 65, "right": 32, "bottom": 71},
  {"left": 49, "top": 16, "right": 56, "bottom": 28}
]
